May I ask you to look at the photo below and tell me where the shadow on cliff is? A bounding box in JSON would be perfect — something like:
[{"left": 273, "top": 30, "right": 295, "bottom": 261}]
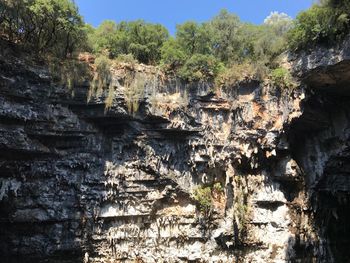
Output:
[{"left": 284, "top": 81, "right": 350, "bottom": 262}]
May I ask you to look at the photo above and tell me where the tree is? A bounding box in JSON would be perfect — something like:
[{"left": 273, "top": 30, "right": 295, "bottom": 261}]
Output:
[
  {"left": 208, "top": 9, "right": 242, "bottom": 63},
  {"left": 83, "top": 24, "right": 96, "bottom": 53},
  {"left": 0, "top": 0, "right": 86, "bottom": 57},
  {"left": 264, "top": 11, "right": 293, "bottom": 36},
  {"left": 289, "top": 5, "right": 336, "bottom": 50},
  {"left": 160, "top": 9, "right": 293, "bottom": 81},
  {"left": 287, "top": 1, "right": 350, "bottom": 50},
  {"left": 91, "top": 20, "right": 118, "bottom": 55},
  {"left": 321, "top": 0, "right": 350, "bottom": 10},
  {"left": 160, "top": 37, "right": 186, "bottom": 69},
  {"left": 176, "top": 21, "right": 212, "bottom": 56},
  {"left": 86, "top": 20, "right": 169, "bottom": 64},
  {"left": 125, "top": 20, "right": 169, "bottom": 64}
]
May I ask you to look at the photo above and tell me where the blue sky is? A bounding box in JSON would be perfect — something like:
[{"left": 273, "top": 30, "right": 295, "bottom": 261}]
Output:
[{"left": 75, "top": 0, "right": 315, "bottom": 35}]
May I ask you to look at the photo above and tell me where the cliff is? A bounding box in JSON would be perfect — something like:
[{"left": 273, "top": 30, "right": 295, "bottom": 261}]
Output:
[{"left": 0, "top": 38, "right": 349, "bottom": 262}]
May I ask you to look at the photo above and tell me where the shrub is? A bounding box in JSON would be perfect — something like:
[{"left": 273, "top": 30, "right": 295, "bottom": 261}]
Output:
[
  {"left": 233, "top": 175, "right": 249, "bottom": 242},
  {"left": 192, "top": 186, "right": 212, "bottom": 212},
  {"left": 90, "top": 20, "right": 119, "bottom": 56},
  {"left": 126, "top": 21, "right": 169, "bottom": 64},
  {"left": 270, "top": 67, "right": 295, "bottom": 88},
  {"left": 178, "top": 54, "right": 224, "bottom": 82}
]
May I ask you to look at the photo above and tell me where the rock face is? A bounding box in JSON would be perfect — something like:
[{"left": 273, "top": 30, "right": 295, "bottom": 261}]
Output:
[{"left": 0, "top": 40, "right": 350, "bottom": 263}]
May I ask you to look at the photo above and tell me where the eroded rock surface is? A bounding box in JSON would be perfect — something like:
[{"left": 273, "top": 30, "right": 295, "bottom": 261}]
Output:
[{"left": 0, "top": 39, "right": 350, "bottom": 263}]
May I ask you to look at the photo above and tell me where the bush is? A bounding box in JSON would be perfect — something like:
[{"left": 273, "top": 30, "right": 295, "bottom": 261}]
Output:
[
  {"left": 270, "top": 67, "right": 295, "bottom": 88},
  {"left": 90, "top": 20, "right": 119, "bottom": 56},
  {"left": 233, "top": 176, "right": 249, "bottom": 240},
  {"left": 178, "top": 54, "right": 224, "bottom": 82},
  {"left": 192, "top": 186, "right": 212, "bottom": 212}
]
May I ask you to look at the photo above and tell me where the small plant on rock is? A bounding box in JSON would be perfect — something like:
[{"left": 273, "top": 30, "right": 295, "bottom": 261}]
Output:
[
  {"left": 232, "top": 175, "right": 250, "bottom": 245},
  {"left": 192, "top": 186, "right": 212, "bottom": 213},
  {"left": 270, "top": 67, "right": 295, "bottom": 89}
]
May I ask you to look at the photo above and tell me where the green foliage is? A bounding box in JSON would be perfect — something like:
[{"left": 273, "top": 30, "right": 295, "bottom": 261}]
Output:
[
  {"left": 90, "top": 20, "right": 119, "bottom": 55},
  {"left": 288, "top": 1, "right": 350, "bottom": 50},
  {"left": 270, "top": 67, "right": 295, "bottom": 88},
  {"left": 235, "top": 202, "right": 249, "bottom": 231},
  {"left": 233, "top": 176, "right": 249, "bottom": 239},
  {"left": 160, "top": 21, "right": 215, "bottom": 77},
  {"left": 82, "top": 24, "right": 96, "bottom": 53},
  {"left": 237, "top": 22, "right": 288, "bottom": 66},
  {"left": 87, "top": 20, "right": 169, "bottom": 64},
  {"left": 125, "top": 21, "right": 169, "bottom": 64},
  {"left": 0, "top": 0, "right": 86, "bottom": 57},
  {"left": 6, "top": 1, "right": 348, "bottom": 85},
  {"left": 192, "top": 182, "right": 224, "bottom": 213},
  {"left": 159, "top": 9, "right": 292, "bottom": 82},
  {"left": 192, "top": 186, "right": 212, "bottom": 212},
  {"left": 160, "top": 37, "right": 186, "bottom": 70},
  {"left": 160, "top": 21, "right": 215, "bottom": 78},
  {"left": 175, "top": 21, "right": 212, "bottom": 56},
  {"left": 207, "top": 9, "right": 242, "bottom": 63},
  {"left": 178, "top": 54, "right": 224, "bottom": 82}
]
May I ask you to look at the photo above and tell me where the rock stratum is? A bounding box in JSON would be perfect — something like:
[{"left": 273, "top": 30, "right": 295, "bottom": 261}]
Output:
[{"left": 0, "top": 39, "right": 350, "bottom": 263}]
